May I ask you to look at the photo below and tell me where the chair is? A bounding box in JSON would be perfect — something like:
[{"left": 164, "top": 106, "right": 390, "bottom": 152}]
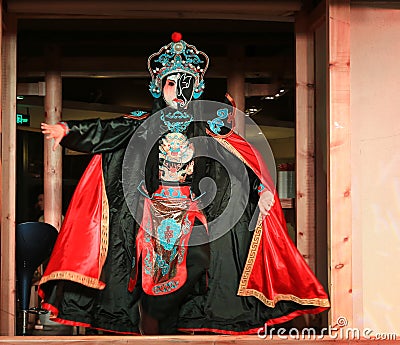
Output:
[{"left": 16, "top": 222, "right": 58, "bottom": 335}]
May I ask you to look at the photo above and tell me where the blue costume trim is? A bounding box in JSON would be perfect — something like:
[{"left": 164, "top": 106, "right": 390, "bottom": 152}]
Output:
[
  {"left": 137, "top": 180, "right": 153, "bottom": 199},
  {"left": 178, "top": 240, "right": 186, "bottom": 264},
  {"left": 58, "top": 121, "right": 70, "bottom": 135},
  {"left": 258, "top": 183, "right": 266, "bottom": 194},
  {"left": 144, "top": 248, "right": 152, "bottom": 275},
  {"left": 160, "top": 110, "right": 193, "bottom": 133},
  {"left": 182, "top": 215, "right": 191, "bottom": 235},
  {"left": 129, "top": 110, "right": 148, "bottom": 117},
  {"left": 193, "top": 80, "right": 205, "bottom": 99},
  {"left": 153, "top": 187, "right": 189, "bottom": 199},
  {"left": 190, "top": 191, "right": 206, "bottom": 201},
  {"left": 207, "top": 108, "right": 229, "bottom": 134},
  {"left": 153, "top": 280, "right": 179, "bottom": 294},
  {"left": 149, "top": 80, "right": 161, "bottom": 98}
]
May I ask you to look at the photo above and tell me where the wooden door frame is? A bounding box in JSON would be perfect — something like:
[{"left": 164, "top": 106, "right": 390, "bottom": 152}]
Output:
[
  {"left": 0, "top": 12, "right": 17, "bottom": 336},
  {"left": 295, "top": 0, "right": 352, "bottom": 328},
  {"left": 326, "top": 0, "right": 352, "bottom": 327}
]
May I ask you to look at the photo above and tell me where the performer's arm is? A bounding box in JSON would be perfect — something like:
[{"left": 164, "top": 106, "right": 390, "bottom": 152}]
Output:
[
  {"left": 248, "top": 168, "right": 275, "bottom": 216},
  {"left": 258, "top": 188, "right": 275, "bottom": 216},
  {"left": 41, "top": 116, "right": 143, "bottom": 153}
]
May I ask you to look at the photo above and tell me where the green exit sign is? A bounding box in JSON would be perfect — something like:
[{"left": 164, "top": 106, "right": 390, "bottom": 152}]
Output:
[{"left": 17, "top": 113, "right": 30, "bottom": 126}]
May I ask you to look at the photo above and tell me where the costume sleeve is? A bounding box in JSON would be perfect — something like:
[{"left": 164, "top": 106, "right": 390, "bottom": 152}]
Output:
[{"left": 60, "top": 115, "right": 146, "bottom": 154}]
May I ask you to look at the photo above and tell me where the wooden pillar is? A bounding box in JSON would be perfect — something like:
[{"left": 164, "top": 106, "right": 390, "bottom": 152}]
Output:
[
  {"left": 227, "top": 45, "right": 245, "bottom": 136},
  {"left": 0, "top": 0, "right": 2, "bottom": 222},
  {"left": 295, "top": 13, "right": 316, "bottom": 273},
  {"left": 0, "top": 13, "right": 17, "bottom": 336},
  {"left": 44, "top": 47, "right": 63, "bottom": 230},
  {"left": 327, "top": 0, "right": 352, "bottom": 327}
]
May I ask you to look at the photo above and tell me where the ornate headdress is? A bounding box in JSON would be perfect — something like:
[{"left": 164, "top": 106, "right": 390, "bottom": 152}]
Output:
[{"left": 148, "top": 32, "right": 209, "bottom": 100}]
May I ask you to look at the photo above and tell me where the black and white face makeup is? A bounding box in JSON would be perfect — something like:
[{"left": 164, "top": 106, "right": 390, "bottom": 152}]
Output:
[{"left": 162, "top": 72, "right": 195, "bottom": 109}]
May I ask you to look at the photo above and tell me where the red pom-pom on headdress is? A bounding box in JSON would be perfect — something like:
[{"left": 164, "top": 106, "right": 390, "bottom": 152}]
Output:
[{"left": 171, "top": 32, "right": 182, "bottom": 42}]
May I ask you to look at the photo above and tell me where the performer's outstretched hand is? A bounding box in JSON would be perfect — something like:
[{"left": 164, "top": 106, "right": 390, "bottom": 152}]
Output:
[
  {"left": 41, "top": 123, "right": 65, "bottom": 151},
  {"left": 258, "top": 190, "right": 275, "bottom": 216}
]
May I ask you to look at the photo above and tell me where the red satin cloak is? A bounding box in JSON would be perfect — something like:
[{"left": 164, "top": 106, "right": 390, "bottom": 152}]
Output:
[
  {"left": 38, "top": 154, "right": 109, "bottom": 296},
  {"left": 218, "top": 132, "right": 330, "bottom": 320}
]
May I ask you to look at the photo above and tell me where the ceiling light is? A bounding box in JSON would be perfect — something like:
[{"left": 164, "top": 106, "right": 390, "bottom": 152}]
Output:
[
  {"left": 245, "top": 107, "right": 261, "bottom": 116},
  {"left": 261, "top": 87, "right": 288, "bottom": 100}
]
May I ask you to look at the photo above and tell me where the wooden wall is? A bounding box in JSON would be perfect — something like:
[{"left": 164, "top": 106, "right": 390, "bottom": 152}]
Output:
[{"left": 351, "top": 4, "right": 400, "bottom": 334}]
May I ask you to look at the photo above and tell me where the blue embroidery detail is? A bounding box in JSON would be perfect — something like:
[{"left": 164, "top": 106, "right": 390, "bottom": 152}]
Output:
[
  {"left": 149, "top": 80, "right": 161, "bottom": 98},
  {"left": 130, "top": 110, "right": 147, "bottom": 117},
  {"left": 157, "top": 219, "right": 181, "bottom": 251},
  {"left": 178, "top": 239, "right": 186, "bottom": 263},
  {"left": 170, "top": 246, "right": 177, "bottom": 258},
  {"left": 154, "top": 41, "right": 204, "bottom": 78},
  {"left": 144, "top": 219, "right": 151, "bottom": 243},
  {"left": 155, "top": 254, "right": 170, "bottom": 276},
  {"left": 153, "top": 188, "right": 189, "bottom": 199},
  {"left": 258, "top": 183, "right": 266, "bottom": 194},
  {"left": 144, "top": 248, "right": 152, "bottom": 275},
  {"left": 152, "top": 280, "right": 179, "bottom": 294},
  {"left": 207, "top": 108, "right": 229, "bottom": 134},
  {"left": 160, "top": 110, "right": 193, "bottom": 133},
  {"left": 182, "top": 215, "right": 191, "bottom": 235},
  {"left": 193, "top": 80, "right": 205, "bottom": 99}
]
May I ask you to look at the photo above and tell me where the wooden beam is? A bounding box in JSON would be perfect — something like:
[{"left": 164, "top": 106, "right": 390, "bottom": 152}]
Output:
[
  {"left": 327, "top": 0, "right": 352, "bottom": 327},
  {"left": 244, "top": 83, "right": 281, "bottom": 97},
  {"left": 0, "top": 13, "right": 17, "bottom": 336},
  {"left": 15, "top": 13, "right": 297, "bottom": 22},
  {"left": 306, "top": 0, "right": 326, "bottom": 31},
  {"left": 7, "top": 1, "right": 301, "bottom": 21},
  {"left": 295, "top": 12, "right": 316, "bottom": 274},
  {"left": 20, "top": 32, "right": 294, "bottom": 49},
  {"left": 18, "top": 56, "right": 294, "bottom": 79},
  {"left": 17, "top": 82, "right": 46, "bottom": 96},
  {"left": 44, "top": 47, "right": 63, "bottom": 231}
]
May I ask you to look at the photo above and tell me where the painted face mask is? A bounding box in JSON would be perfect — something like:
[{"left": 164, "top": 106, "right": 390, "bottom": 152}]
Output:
[{"left": 162, "top": 73, "right": 195, "bottom": 109}]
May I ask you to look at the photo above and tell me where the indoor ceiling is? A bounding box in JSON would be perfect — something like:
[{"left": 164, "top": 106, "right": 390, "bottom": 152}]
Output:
[{"left": 12, "top": 1, "right": 301, "bottom": 125}]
